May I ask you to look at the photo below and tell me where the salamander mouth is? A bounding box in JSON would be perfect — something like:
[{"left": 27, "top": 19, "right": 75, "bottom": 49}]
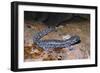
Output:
[{"left": 71, "top": 40, "right": 81, "bottom": 45}]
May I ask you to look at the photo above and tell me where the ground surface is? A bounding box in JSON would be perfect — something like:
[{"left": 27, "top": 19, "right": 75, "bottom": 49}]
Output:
[{"left": 24, "top": 19, "right": 90, "bottom": 61}]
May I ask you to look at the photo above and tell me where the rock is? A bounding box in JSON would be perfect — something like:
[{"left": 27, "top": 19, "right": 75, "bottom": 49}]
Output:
[{"left": 62, "top": 35, "right": 71, "bottom": 40}]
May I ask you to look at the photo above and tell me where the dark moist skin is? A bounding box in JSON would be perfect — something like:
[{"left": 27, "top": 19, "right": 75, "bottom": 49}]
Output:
[{"left": 33, "top": 27, "right": 80, "bottom": 51}]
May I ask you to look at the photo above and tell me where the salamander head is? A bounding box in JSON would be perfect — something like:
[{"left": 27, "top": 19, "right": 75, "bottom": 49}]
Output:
[
  {"left": 64, "top": 35, "right": 80, "bottom": 45},
  {"left": 70, "top": 36, "right": 80, "bottom": 45}
]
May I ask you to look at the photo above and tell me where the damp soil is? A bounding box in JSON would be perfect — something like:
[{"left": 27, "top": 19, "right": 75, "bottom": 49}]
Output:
[{"left": 24, "top": 19, "right": 90, "bottom": 62}]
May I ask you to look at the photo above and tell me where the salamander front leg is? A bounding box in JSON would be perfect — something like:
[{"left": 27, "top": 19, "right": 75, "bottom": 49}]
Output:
[{"left": 68, "top": 46, "right": 75, "bottom": 51}]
